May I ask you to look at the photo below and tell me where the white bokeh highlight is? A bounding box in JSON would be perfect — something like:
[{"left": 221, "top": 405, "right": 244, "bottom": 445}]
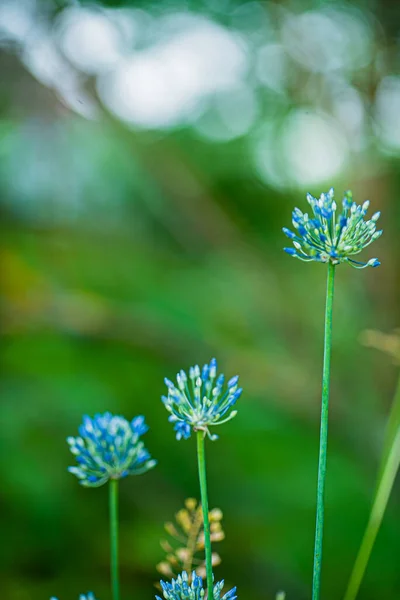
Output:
[
  {"left": 98, "top": 14, "right": 249, "bottom": 129},
  {"left": 282, "top": 8, "right": 372, "bottom": 74},
  {"left": 57, "top": 7, "right": 124, "bottom": 74},
  {"left": 256, "top": 44, "right": 287, "bottom": 93},
  {"left": 253, "top": 111, "right": 349, "bottom": 189},
  {"left": 282, "top": 110, "right": 349, "bottom": 186},
  {"left": 194, "top": 85, "right": 259, "bottom": 142},
  {"left": 374, "top": 76, "right": 400, "bottom": 153}
]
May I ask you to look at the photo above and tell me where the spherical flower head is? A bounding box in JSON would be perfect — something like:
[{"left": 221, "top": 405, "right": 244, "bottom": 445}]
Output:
[
  {"left": 67, "top": 413, "right": 156, "bottom": 487},
  {"left": 283, "top": 188, "right": 382, "bottom": 268},
  {"left": 162, "top": 358, "right": 242, "bottom": 441},
  {"left": 50, "top": 594, "right": 97, "bottom": 600},
  {"left": 157, "top": 571, "right": 237, "bottom": 600}
]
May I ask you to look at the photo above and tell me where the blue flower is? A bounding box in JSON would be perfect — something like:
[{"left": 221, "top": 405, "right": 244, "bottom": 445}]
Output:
[
  {"left": 283, "top": 188, "right": 382, "bottom": 268},
  {"left": 157, "top": 571, "right": 237, "bottom": 600},
  {"left": 50, "top": 594, "right": 97, "bottom": 600},
  {"left": 162, "top": 358, "right": 242, "bottom": 441},
  {"left": 67, "top": 413, "right": 156, "bottom": 487}
]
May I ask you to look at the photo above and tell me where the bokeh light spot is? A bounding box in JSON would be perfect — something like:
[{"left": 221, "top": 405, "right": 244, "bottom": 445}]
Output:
[{"left": 283, "top": 110, "right": 349, "bottom": 186}]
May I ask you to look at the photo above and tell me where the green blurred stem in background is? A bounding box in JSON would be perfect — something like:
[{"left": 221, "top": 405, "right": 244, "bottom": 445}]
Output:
[
  {"left": 109, "top": 479, "right": 120, "bottom": 600},
  {"left": 312, "top": 262, "right": 336, "bottom": 600},
  {"left": 343, "top": 376, "right": 400, "bottom": 600},
  {"left": 197, "top": 431, "right": 214, "bottom": 600}
]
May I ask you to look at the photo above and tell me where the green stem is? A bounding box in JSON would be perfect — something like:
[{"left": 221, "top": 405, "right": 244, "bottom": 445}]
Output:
[
  {"left": 312, "top": 262, "right": 336, "bottom": 600},
  {"left": 109, "top": 479, "right": 120, "bottom": 600},
  {"left": 376, "top": 376, "right": 400, "bottom": 487},
  {"left": 343, "top": 377, "right": 400, "bottom": 600},
  {"left": 197, "top": 431, "right": 214, "bottom": 600},
  {"left": 343, "top": 429, "right": 400, "bottom": 600}
]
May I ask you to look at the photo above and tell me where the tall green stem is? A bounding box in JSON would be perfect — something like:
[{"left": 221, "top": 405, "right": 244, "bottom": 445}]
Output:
[
  {"left": 343, "top": 374, "right": 400, "bottom": 600},
  {"left": 343, "top": 429, "right": 400, "bottom": 600},
  {"left": 109, "top": 479, "right": 120, "bottom": 600},
  {"left": 197, "top": 431, "right": 214, "bottom": 600},
  {"left": 312, "top": 262, "right": 335, "bottom": 600}
]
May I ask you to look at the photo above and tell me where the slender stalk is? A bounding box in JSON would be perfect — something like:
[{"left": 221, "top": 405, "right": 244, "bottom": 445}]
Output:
[
  {"left": 109, "top": 479, "right": 120, "bottom": 600},
  {"left": 376, "top": 376, "right": 400, "bottom": 486},
  {"left": 343, "top": 376, "right": 400, "bottom": 600},
  {"left": 343, "top": 429, "right": 400, "bottom": 600},
  {"left": 196, "top": 431, "right": 214, "bottom": 600},
  {"left": 312, "top": 262, "right": 336, "bottom": 600}
]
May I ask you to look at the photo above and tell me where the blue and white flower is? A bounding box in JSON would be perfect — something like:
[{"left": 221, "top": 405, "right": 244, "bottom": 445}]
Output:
[
  {"left": 157, "top": 571, "right": 237, "bottom": 600},
  {"left": 67, "top": 413, "right": 156, "bottom": 487},
  {"left": 283, "top": 188, "right": 382, "bottom": 268},
  {"left": 162, "top": 358, "right": 242, "bottom": 441}
]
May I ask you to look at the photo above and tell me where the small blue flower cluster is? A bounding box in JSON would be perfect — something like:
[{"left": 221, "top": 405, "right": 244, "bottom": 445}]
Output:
[
  {"left": 157, "top": 571, "right": 237, "bottom": 600},
  {"left": 283, "top": 188, "right": 382, "bottom": 268},
  {"left": 68, "top": 413, "right": 156, "bottom": 487},
  {"left": 162, "top": 358, "right": 242, "bottom": 440},
  {"left": 50, "top": 594, "right": 97, "bottom": 600}
]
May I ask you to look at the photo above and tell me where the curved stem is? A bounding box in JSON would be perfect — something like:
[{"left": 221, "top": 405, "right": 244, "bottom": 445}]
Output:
[
  {"left": 343, "top": 376, "right": 400, "bottom": 600},
  {"left": 196, "top": 431, "right": 214, "bottom": 600},
  {"left": 343, "top": 429, "right": 400, "bottom": 600},
  {"left": 109, "top": 479, "right": 120, "bottom": 600},
  {"left": 312, "top": 262, "right": 335, "bottom": 600},
  {"left": 376, "top": 376, "right": 400, "bottom": 487}
]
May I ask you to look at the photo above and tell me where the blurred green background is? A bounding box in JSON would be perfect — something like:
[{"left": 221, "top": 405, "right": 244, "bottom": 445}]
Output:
[{"left": 0, "top": 0, "right": 399, "bottom": 599}]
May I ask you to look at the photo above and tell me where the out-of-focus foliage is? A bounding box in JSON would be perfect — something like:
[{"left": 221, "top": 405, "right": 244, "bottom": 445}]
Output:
[
  {"left": 361, "top": 329, "right": 400, "bottom": 365},
  {"left": 156, "top": 498, "right": 224, "bottom": 581},
  {"left": 343, "top": 329, "right": 400, "bottom": 600},
  {"left": 360, "top": 330, "right": 400, "bottom": 488},
  {"left": 0, "top": 0, "right": 399, "bottom": 599}
]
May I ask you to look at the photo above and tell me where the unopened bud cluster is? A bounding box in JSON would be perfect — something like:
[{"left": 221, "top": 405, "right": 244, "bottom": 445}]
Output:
[
  {"left": 283, "top": 188, "right": 382, "bottom": 268},
  {"left": 67, "top": 413, "right": 156, "bottom": 487},
  {"left": 162, "top": 358, "right": 242, "bottom": 440}
]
